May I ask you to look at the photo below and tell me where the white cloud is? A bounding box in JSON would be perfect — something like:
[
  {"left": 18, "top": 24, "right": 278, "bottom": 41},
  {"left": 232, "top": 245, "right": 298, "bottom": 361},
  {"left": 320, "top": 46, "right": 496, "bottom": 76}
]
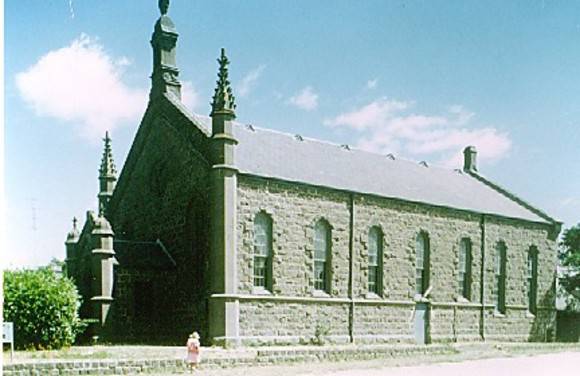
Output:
[
  {"left": 326, "top": 98, "right": 512, "bottom": 168},
  {"left": 16, "top": 34, "right": 147, "bottom": 139},
  {"left": 288, "top": 86, "right": 319, "bottom": 111},
  {"left": 366, "top": 79, "right": 378, "bottom": 89},
  {"left": 324, "top": 98, "right": 409, "bottom": 131},
  {"left": 180, "top": 81, "right": 200, "bottom": 112},
  {"left": 237, "top": 65, "right": 265, "bottom": 97}
]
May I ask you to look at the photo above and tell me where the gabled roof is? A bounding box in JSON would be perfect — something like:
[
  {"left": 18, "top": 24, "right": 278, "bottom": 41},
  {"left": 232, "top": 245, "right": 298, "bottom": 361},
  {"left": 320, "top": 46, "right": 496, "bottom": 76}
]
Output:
[
  {"left": 234, "top": 124, "right": 550, "bottom": 223},
  {"left": 190, "top": 112, "right": 553, "bottom": 224}
]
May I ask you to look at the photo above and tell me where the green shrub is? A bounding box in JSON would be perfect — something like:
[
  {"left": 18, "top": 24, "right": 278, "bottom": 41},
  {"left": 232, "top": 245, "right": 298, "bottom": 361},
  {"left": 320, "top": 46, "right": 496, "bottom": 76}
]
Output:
[{"left": 3, "top": 266, "right": 85, "bottom": 349}]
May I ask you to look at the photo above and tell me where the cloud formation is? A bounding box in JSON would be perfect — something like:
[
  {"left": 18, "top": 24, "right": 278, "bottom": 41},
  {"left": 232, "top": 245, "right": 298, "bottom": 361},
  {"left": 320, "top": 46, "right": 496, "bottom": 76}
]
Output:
[
  {"left": 366, "top": 79, "right": 378, "bottom": 89},
  {"left": 180, "top": 81, "right": 201, "bottom": 113},
  {"left": 16, "top": 34, "right": 147, "bottom": 139},
  {"left": 325, "top": 98, "right": 511, "bottom": 168},
  {"left": 237, "top": 65, "right": 265, "bottom": 97},
  {"left": 288, "top": 86, "right": 319, "bottom": 111}
]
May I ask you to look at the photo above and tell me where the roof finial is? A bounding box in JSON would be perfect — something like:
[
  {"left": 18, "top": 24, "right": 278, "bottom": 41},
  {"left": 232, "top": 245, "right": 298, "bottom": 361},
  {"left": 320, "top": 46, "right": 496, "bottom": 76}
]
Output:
[
  {"left": 66, "top": 216, "right": 80, "bottom": 241},
  {"left": 99, "top": 131, "right": 117, "bottom": 179},
  {"left": 210, "top": 48, "right": 237, "bottom": 118},
  {"left": 159, "top": 0, "right": 169, "bottom": 15}
]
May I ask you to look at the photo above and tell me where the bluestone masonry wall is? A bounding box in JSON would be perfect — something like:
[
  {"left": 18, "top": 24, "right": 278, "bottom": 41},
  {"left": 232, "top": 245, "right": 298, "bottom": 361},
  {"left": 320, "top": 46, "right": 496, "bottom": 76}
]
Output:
[{"left": 235, "top": 175, "right": 557, "bottom": 345}]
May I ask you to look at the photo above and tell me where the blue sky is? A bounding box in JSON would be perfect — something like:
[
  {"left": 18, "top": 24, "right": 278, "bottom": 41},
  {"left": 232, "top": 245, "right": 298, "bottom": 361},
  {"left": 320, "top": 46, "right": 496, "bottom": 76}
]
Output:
[{"left": 5, "top": 0, "right": 580, "bottom": 267}]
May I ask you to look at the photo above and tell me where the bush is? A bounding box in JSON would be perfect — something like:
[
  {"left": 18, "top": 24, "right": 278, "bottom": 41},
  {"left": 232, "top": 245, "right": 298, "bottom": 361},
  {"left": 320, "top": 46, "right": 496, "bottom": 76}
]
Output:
[{"left": 3, "top": 266, "right": 85, "bottom": 349}]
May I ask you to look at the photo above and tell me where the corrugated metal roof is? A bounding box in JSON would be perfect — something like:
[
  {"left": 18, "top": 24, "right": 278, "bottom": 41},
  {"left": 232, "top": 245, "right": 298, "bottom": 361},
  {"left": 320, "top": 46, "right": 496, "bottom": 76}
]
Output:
[{"left": 191, "top": 112, "right": 548, "bottom": 224}]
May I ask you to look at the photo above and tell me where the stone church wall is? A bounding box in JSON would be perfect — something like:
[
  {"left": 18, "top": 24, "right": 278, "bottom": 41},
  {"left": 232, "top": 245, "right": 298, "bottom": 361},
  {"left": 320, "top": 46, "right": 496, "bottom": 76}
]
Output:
[
  {"left": 236, "top": 175, "right": 556, "bottom": 345},
  {"left": 106, "top": 109, "right": 211, "bottom": 344}
]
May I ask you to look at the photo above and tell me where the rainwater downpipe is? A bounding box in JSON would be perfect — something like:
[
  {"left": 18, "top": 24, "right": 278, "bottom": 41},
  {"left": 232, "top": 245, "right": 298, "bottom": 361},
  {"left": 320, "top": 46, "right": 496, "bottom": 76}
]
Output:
[
  {"left": 479, "top": 214, "right": 486, "bottom": 341},
  {"left": 348, "top": 192, "right": 355, "bottom": 343}
]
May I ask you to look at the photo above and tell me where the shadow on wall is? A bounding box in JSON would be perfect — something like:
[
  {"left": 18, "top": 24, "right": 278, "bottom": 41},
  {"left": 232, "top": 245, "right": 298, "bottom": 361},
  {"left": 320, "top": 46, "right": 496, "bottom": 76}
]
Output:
[{"left": 528, "top": 279, "right": 557, "bottom": 342}]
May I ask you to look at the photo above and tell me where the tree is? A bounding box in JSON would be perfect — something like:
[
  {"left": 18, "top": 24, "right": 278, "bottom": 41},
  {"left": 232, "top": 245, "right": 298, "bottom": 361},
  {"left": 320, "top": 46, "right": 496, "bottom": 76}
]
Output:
[
  {"left": 3, "top": 265, "right": 85, "bottom": 349},
  {"left": 559, "top": 223, "right": 580, "bottom": 309}
]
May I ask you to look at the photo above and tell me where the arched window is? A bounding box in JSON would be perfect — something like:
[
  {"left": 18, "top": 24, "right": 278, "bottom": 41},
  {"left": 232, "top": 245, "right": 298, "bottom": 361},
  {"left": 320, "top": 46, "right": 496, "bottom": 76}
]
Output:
[
  {"left": 253, "top": 212, "right": 272, "bottom": 290},
  {"left": 527, "top": 246, "right": 538, "bottom": 315},
  {"left": 415, "top": 232, "right": 430, "bottom": 295},
  {"left": 314, "top": 219, "right": 331, "bottom": 293},
  {"left": 368, "top": 227, "right": 384, "bottom": 295},
  {"left": 494, "top": 242, "right": 507, "bottom": 314},
  {"left": 458, "top": 238, "right": 472, "bottom": 300}
]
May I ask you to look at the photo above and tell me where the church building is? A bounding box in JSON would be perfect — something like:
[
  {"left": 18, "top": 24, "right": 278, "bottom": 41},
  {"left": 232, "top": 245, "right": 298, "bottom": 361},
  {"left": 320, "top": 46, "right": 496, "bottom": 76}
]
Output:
[{"left": 65, "top": 1, "right": 561, "bottom": 346}]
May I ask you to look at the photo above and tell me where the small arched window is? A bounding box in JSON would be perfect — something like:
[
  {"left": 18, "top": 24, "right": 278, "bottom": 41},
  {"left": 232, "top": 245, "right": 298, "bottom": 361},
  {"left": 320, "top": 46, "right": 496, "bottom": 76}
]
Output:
[
  {"left": 253, "top": 212, "right": 273, "bottom": 290},
  {"left": 494, "top": 241, "right": 507, "bottom": 314},
  {"left": 527, "top": 246, "right": 538, "bottom": 315},
  {"left": 415, "top": 232, "right": 430, "bottom": 295},
  {"left": 368, "top": 227, "right": 383, "bottom": 295},
  {"left": 314, "top": 219, "right": 331, "bottom": 293},
  {"left": 458, "top": 238, "right": 472, "bottom": 300}
]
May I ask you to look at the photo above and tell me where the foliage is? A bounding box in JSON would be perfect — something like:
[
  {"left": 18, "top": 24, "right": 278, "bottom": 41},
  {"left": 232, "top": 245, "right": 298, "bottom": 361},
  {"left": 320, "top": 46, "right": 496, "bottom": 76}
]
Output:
[
  {"left": 3, "top": 265, "right": 85, "bottom": 350},
  {"left": 559, "top": 223, "right": 580, "bottom": 308}
]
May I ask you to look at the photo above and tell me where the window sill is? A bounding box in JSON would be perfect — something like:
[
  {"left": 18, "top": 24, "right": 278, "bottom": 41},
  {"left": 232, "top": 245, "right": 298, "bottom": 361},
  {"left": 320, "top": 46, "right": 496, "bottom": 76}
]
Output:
[
  {"left": 526, "top": 311, "right": 536, "bottom": 318},
  {"left": 312, "top": 290, "right": 331, "bottom": 298},
  {"left": 365, "top": 292, "right": 382, "bottom": 300},
  {"left": 251, "top": 287, "right": 272, "bottom": 296},
  {"left": 413, "top": 294, "right": 430, "bottom": 303},
  {"left": 456, "top": 296, "right": 471, "bottom": 303},
  {"left": 493, "top": 311, "right": 506, "bottom": 318}
]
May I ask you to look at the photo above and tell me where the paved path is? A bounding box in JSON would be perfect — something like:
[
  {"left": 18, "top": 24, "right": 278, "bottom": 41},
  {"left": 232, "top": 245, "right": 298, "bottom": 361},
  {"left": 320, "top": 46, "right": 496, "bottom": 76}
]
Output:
[{"left": 187, "top": 351, "right": 580, "bottom": 376}]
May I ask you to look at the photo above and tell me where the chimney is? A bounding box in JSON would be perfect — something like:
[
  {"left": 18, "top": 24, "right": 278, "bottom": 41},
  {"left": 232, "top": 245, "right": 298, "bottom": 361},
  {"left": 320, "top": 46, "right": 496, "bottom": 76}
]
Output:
[{"left": 463, "top": 146, "right": 477, "bottom": 173}]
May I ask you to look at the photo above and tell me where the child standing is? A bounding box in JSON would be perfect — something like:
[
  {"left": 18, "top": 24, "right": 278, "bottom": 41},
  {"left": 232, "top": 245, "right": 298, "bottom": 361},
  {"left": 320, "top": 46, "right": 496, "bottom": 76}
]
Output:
[{"left": 186, "top": 332, "right": 201, "bottom": 373}]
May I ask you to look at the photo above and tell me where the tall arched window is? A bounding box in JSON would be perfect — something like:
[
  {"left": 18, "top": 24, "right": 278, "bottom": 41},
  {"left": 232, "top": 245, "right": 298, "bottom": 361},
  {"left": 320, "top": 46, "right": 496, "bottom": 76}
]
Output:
[
  {"left": 314, "top": 219, "right": 331, "bottom": 293},
  {"left": 494, "top": 242, "right": 507, "bottom": 314},
  {"left": 253, "top": 212, "right": 272, "bottom": 290},
  {"left": 415, "top": 232, "right": 430, "bottom": 295},
  {"left": 527, "top": 246, "right": 538, "bottom": 315},
  {"left": 368, "top": 227, "right": 384, "bottom": 295},
  {"left": 458, "top": 238, "right": 472, "bottom": 300}
]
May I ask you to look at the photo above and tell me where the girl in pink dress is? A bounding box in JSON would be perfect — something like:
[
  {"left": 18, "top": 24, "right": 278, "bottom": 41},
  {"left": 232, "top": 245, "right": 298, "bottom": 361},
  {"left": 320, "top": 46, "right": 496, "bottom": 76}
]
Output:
[{"left": 186, "top": 332, "right": 201, "bottom": 372}]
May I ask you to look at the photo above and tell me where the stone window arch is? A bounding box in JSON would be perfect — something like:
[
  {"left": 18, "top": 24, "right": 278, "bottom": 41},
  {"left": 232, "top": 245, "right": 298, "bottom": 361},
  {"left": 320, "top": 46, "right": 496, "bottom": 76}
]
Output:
[
  {"left": 415, "top": 231, "right": 430, "bottom": 296},
  {"left": 314, "top": 219, "right": 332, "bottom": 294},
  {"left": 253, "top": 211, "right": 273, "bottom": 290},
  {"left": 368, "top": 226, "right": 384, "bottom": 296},
  {"left": 458, "top": 238, "right": 473, "bottom": 300}
]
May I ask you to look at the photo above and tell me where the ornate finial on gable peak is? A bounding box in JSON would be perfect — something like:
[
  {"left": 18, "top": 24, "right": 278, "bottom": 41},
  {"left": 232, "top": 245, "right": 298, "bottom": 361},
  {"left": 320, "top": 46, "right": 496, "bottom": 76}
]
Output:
[
  {"left": 150, "top": 0, "right": 181, "bottom": 99},
  {"left": 67, "top": 216, "right": 80, "bottom": 241},
  {"left": 159, "top": 0, "right": 170, "bottom": 15},
  {"left": 210, "top": 48, "right": 237, "bottom": 118},
  {"left": 99, "top": 131, "right": 117, "bottom": 179}
]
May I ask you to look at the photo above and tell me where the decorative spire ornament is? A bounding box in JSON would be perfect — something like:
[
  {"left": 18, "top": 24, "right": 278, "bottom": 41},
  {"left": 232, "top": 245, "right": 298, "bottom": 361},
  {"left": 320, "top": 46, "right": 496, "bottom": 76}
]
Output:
[
  {"left": 158, "top": 0, "right": 169, "bottom": 15},
  {"left": 98, "top": 131, "right": 117, "bottom": 216},
  {"left": 66, "top": 217, "right": 80, "bottom": 241},
  {"left": 210, "top": 48, "right": 237, "bottom": 118},
  {"left": 150, "top": 0, "right": 181, "bottom": 99},
  {"left": 99, "top": 131, "right": 117, "bottom": 179}
]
